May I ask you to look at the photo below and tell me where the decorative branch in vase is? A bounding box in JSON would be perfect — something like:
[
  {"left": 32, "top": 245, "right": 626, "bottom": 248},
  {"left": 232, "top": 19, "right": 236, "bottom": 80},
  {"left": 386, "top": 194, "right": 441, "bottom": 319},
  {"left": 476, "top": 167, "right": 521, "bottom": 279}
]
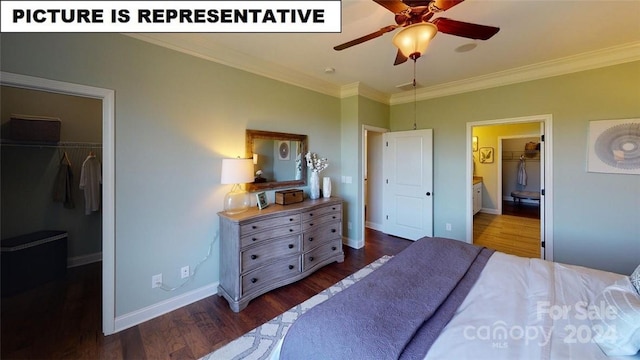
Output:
[{"left": 305, "top": 152, "right": 328, "bottom": 199}]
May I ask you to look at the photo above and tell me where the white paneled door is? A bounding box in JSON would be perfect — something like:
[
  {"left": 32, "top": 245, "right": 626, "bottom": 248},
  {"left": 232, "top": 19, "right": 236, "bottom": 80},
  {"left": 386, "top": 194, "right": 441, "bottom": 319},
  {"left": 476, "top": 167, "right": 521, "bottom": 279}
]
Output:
[{"left": 383, "top": 129, "right": 433, "bottom": 240}]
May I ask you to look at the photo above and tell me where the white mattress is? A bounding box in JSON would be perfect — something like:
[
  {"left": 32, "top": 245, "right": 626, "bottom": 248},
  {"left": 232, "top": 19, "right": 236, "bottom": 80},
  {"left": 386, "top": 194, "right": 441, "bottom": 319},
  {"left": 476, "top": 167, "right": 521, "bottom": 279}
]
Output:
[{"left": 271, "top": 252, "right": 637, "bottom": 359}]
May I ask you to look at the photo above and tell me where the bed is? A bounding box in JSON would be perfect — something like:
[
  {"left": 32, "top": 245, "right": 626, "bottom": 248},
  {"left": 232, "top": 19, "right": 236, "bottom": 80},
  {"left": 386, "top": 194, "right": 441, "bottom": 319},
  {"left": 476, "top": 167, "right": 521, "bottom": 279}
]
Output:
[{"left": 270, "top": 237, "right": 640, "bottom": 359}]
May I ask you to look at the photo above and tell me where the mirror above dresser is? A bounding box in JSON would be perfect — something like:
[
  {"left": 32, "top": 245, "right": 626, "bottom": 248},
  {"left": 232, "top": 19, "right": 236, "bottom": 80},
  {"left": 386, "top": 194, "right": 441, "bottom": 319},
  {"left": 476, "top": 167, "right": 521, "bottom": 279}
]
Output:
[{"left": 245, "top": 129, "right": 307, "bottom": 192}]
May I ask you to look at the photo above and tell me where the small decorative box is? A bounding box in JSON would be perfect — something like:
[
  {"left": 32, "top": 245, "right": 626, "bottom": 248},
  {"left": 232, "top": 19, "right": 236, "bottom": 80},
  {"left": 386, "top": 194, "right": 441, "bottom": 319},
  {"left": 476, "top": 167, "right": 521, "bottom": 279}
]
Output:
[{"left": 275, "top": 189, "right": 304, "bottom": 205}]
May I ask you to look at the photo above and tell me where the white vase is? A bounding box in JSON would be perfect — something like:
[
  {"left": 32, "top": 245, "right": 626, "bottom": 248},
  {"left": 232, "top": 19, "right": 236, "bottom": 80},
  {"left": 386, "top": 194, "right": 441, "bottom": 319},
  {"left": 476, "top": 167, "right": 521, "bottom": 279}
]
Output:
[
  {"left": 309, "top": 171, "right": 320, "bottom": 199},
  {"left": 323, "top": 177, "right": 331, "bottom": 198}
]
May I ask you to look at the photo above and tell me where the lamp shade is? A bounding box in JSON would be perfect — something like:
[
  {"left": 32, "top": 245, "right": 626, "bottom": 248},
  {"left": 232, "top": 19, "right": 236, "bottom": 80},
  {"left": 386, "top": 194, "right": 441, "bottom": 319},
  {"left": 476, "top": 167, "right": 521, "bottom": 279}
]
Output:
[
  {"left": 221, "top": 158, "right": 254, "bottom": 185},
  {"left": 392, "top": 23, "right": 438, "bottom": 59}
]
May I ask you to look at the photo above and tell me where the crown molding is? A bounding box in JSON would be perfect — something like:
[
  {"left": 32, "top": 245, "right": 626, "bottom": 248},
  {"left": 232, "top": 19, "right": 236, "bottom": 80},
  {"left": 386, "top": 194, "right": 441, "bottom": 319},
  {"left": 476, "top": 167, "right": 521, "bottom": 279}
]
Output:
[
  {"left": 126, "top": 34, "right": 342, "bottom": 98},
  {"left": 126, "top": 34, "right": 639, "bottom": 106},
  {"left": 340, "top": 82, "right": 389, "bottom": 104},
  {"left": 390, "top": 42, "right": 640, "bottom": 105}
]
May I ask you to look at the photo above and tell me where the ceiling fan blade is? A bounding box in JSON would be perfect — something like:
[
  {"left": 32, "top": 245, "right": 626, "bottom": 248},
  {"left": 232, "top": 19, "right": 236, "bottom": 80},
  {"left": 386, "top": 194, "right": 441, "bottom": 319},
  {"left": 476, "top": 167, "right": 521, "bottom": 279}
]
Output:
[
  {"left": 373, "top": 0, "right": 410, "bottom": 14},
  {"left": 432, "top": 17, "right": 499, "bottom": 40},
  {"left": 430, "top": 0, "right": 465, "bottom": 12},
  {"left": 394, "top": 50, "right": 408, "bottom": 65},
  {"left": 334, "top": 25, "right": 398, "bottom": 51}
]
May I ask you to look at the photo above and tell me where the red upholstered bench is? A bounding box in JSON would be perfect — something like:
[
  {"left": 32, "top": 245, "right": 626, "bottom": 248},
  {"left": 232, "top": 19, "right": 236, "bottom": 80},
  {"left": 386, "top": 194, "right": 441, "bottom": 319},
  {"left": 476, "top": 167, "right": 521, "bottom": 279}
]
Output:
[{"left": 510, "top": 191, "right": 540, "bottom": 203}]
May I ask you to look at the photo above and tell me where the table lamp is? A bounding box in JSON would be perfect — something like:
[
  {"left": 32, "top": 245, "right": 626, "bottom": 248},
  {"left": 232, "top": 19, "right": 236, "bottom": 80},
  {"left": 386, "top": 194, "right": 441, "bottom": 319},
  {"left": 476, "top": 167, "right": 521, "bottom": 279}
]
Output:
[{"left": 221, "top": 158, "right": 254, "bottom": 214}]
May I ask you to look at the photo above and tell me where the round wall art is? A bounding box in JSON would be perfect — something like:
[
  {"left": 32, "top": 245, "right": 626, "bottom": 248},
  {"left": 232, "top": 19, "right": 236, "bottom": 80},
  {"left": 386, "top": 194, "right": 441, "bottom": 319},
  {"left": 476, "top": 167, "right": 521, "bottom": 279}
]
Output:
[{"left": 588, "top": 119, "right": 640, "bottom": 175}]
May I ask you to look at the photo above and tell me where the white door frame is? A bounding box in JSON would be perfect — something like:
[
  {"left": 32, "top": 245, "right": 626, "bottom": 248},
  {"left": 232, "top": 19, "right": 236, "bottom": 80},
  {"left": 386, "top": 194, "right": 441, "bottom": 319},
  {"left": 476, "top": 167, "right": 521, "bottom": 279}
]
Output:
[
  {"left": 466, "top": 114, "right": 553, "bottom": 261},
  {"left": 1, "top": 72, "right": 116, "bottom": 334}
]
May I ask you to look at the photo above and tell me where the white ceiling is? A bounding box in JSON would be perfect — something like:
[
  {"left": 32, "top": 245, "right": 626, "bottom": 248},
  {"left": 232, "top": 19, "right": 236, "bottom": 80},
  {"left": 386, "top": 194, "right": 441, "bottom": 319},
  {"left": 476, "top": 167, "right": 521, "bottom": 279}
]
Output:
[{"left": 130, "top": 0, "right": 640, "bottom": 103}]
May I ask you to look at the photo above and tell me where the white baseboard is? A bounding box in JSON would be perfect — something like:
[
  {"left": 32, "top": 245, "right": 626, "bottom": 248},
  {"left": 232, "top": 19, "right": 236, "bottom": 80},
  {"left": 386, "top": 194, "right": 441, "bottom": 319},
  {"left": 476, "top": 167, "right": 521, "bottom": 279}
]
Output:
[
  {"left": 480, "top": 208, "right": 500, "bottom": 215},
  {"left": 114, "top": 283, "right": 218, "bottom": 333},
  {"left": 67, "top": 252, "right": 102, "bottom": 268},
  {"left": 343, "top": 236, "right": 363, "bottom": 249},
  {"left": 365, "top": 221, "right": 384, "bottom": 232}
]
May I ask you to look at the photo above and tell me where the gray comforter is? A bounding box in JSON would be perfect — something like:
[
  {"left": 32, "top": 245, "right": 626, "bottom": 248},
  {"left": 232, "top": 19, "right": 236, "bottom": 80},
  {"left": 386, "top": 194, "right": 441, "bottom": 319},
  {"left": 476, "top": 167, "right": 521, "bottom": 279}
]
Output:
[{"left": 280, "top": 237, "right": 495, "bottom": 360}]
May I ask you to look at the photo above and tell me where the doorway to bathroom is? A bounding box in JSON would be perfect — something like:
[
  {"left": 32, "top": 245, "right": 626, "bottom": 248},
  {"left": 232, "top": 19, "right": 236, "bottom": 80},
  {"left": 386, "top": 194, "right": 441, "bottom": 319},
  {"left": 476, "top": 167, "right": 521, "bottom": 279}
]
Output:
[{"left": 467, "top": 114, "right": 553, "bottom": 261}]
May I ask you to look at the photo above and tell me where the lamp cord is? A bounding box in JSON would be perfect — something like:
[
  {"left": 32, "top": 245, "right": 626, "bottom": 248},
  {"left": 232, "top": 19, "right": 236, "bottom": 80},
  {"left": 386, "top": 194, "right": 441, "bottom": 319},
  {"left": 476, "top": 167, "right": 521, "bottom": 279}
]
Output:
[{"left": 156, "top": 231, "right": 219, "bottom": 292}]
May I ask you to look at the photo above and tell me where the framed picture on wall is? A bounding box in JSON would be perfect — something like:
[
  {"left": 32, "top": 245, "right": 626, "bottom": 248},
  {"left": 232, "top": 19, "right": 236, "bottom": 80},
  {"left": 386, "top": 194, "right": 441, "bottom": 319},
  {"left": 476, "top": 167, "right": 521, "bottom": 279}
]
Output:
[
  {"left": 278, "top": 141, "right": 290, "bottom": 160},
  {"left": 587, "top": 118, "right": 640, "bottom": 175},
  {"left": 479, "top": 147, "right": 494, "bottom": 163},
  {"left": 472, "top": 136, "right": 478, "bottom": 152}
]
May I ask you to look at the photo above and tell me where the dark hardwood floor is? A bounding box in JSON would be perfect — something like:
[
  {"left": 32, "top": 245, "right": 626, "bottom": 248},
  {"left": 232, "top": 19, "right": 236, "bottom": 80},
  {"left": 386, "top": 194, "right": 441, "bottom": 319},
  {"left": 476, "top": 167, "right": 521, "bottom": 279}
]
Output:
[{"left": 1, "top": 228, "right": 412, "bottom": 360}]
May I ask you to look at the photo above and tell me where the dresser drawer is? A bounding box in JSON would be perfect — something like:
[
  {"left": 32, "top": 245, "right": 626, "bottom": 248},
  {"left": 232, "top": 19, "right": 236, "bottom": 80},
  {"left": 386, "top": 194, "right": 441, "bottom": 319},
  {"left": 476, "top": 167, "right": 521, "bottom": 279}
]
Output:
[
  {"left": 302, "top": 239, "right": 342, "bottom": 272},
  {"left": 302, "top": 222, "right": 341, "bottom": 251},
  {"left": 240, "top": 214, "right": 301, "bottom": 237},
  {"left": 241, "top": 236, "right": 300, "bottom": 272},
  {"left": 301, "top": 204, "right": 341, "bottom": 221},
  {"left": 302, "top": 212, "right": 341, "bottom": 232},
  {"left": 240, "top": 224, "right": 301, "bottom": 248},
  {"left": 242, "top": 256, "right": 301, "bottom": 295}
]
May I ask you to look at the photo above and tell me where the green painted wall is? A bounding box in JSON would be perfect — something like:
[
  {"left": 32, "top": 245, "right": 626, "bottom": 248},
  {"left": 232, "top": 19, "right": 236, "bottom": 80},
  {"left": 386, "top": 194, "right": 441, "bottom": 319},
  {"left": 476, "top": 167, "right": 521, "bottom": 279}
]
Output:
[
  {"left": 340, "top": 94, "right": 389, "bottom": 245},
  {"left": 391, "top": 61, "right": 640, "bottom": 274},
  {"left": 1, "top": 33, "right": 341, "bottom": 316}
]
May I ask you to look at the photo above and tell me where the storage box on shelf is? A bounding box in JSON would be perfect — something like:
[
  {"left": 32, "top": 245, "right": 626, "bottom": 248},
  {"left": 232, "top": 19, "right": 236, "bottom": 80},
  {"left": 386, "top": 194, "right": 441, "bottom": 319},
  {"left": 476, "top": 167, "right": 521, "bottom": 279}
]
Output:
[{"left": 8, "top": 115, "right": 61, "bottom": 143}]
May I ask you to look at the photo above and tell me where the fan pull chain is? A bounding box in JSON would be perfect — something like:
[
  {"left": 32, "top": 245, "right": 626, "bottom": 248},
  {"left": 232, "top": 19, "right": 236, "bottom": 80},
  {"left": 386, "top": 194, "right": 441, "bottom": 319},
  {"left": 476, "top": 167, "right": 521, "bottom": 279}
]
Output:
[{"left": 413, "top": 58, "right": 417, "bottom": 130}]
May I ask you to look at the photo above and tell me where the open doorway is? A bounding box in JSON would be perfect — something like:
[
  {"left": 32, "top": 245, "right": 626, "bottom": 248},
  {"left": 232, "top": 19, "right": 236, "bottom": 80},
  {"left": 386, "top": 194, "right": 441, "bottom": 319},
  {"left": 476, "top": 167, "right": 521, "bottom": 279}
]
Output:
[
  {"left": 362, "top": 126, "right": 388, "bottom": 240},
  {"left": 499, "top": 135, "right": 541, "bottom": 219},
  {"left": 466, "top": 115, "right": 553, "bottom": 261},
  {"left": 1, "top": 72, "right": 116, "bottom": 334}
]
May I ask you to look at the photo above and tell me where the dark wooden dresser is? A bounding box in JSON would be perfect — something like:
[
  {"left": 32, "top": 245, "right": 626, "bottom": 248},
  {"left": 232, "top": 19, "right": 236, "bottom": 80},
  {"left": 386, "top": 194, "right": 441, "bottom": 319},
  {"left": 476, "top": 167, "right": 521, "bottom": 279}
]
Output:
[{"left": 217, "top": 197, "right": 344, "bottom": 312}]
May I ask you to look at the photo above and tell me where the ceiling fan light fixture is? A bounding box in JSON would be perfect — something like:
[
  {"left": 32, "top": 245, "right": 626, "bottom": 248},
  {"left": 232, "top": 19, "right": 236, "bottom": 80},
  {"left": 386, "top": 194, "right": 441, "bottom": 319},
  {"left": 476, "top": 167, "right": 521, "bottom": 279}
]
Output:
[{"left": 392, "top": 23, "right": 438, "bottom": 60}]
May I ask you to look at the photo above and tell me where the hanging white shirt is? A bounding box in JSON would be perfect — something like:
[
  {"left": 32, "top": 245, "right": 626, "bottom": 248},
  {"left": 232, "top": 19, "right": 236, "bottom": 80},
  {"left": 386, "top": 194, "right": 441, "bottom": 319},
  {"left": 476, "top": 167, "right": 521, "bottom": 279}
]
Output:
[{"left": 79, "top": 154, "right": 102, "bottom": 215}]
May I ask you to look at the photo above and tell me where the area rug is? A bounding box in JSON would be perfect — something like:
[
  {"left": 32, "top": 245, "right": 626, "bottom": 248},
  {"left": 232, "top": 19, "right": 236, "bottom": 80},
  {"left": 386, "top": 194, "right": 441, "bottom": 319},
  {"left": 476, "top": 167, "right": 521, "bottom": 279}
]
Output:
[{"left": 201, "top": 255, "right": 392, "bottom": 360}]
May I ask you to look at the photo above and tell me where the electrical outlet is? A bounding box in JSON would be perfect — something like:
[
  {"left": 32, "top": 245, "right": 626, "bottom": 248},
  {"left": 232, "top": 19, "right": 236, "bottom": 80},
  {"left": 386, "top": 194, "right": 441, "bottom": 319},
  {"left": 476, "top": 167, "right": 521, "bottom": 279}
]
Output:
[
  {"left": 181, "top": 266, "right": 190, "bottom": 279},
  {"left": 152, "top": 273, "right": 162, "bottom": 288},
  {"left": 446, "top": 223, "right": 452, "bottom": 231}
]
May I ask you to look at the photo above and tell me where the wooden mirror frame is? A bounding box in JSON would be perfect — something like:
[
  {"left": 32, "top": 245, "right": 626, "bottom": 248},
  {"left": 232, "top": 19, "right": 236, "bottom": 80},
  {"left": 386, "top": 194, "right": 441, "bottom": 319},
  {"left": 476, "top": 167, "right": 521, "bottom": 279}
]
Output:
[{"left": 245, "top": 129, "right": 307, "bottom": 192}]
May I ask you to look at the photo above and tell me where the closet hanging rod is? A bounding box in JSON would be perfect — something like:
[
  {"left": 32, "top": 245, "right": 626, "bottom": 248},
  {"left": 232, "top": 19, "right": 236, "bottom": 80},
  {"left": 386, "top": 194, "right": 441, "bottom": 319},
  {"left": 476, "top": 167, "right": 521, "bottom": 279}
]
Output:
[{"left": 0, "top": 140, "right": 103, "bottom": 149}]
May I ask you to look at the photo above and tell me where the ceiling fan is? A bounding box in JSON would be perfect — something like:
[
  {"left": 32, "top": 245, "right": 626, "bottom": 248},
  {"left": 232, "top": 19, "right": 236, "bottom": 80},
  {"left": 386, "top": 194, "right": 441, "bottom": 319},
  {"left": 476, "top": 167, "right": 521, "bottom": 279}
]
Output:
[{"left": 334, "top": 0, "right": 500, "bottom": 65}]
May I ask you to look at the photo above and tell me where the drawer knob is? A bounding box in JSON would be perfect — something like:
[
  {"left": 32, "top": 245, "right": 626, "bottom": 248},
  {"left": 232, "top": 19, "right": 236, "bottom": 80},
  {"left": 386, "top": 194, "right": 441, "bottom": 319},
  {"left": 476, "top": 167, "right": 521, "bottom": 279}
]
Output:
[
  {"left": 289, "top": 228, "right": 294, "bottom": 232},
  {"left": 332, "top": 216, "right": 336, "bottom": 219},
  {"left": 288, "top": 244, "right": 294, "bottom": 249},
  {"left": 289, "top": 218, "right": 294, "bottom": 221},
  {"left": 309, "top": 223, "right": 314, "bottom": 226},
  {"left": 331, "top": 229, "right": 337, "bottom": 233},
  {"left": 288, "top": 265, "right": 294, "bottom": 270},
  {"left": 332, "top": 207, "right": 336, "bottom": 210},
  {"left": 251, "top": 278, "right": 258, "bottom": 283},
  {"left": 332, "top": 246, "right": 337, "bottom": 251},
  {"left": 251, "top": 254, "right": 258, "bottom": 260},
  {"left": 252, "top": 237, "right": 257, "bottom": 242},
  {"left": 252, "top": 225, "right": 257, "bottom": 229},
  {"left": 309, "top": 256, "right": 314, "bottom": 261},
  {"left": 308, "top": 237, "right": 314, "bottom": 242},
  {"left": 309, "top": 213, "right": 313, "bottom": 217}
]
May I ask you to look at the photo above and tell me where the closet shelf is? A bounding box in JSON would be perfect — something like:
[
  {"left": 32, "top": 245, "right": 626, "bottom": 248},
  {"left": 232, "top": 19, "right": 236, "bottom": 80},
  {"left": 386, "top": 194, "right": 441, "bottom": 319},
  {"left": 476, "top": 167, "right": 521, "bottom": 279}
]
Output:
[
  {"left": 0, "top": 139, "right": 102, "bottom": 148},
  {"left": 502, "top": 150, "right": 540, "bottom": 160}
]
